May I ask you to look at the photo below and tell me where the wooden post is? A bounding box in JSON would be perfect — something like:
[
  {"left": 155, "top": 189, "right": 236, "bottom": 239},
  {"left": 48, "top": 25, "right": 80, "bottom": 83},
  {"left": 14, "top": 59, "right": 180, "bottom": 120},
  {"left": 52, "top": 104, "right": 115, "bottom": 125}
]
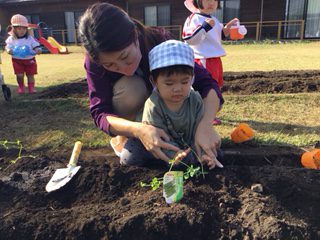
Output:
[
  {"left": 62, "top": 30, "right": 65, "bottom": 45},
  {"left": 74, "top": 29, "right": 78, "bottom": 45},
  {"left": 277, "top": 21, "right": 282, "bottom": 41},
  {"left": 300, "top": 20, "right": 305, "bottom": 40},
  {"left": 256, "top": 22, "right": 260, "bottom": 41}
]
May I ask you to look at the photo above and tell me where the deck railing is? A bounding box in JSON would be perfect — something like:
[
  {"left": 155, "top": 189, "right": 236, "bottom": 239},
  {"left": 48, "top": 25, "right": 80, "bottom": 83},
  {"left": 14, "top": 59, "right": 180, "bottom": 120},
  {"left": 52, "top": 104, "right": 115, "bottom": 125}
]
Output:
[{"left": 43, "top": 20, "right": 306, "bottom": 45}]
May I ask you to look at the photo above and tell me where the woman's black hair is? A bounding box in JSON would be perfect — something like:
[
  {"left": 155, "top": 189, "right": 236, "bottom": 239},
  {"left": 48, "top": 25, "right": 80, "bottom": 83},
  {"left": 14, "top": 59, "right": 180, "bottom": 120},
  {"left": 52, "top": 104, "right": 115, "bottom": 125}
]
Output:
[
  {"left": 78, "top": 3, "right": 137, "bottom": 63},
  {"left": 192, "top": 0, "right": 221, "bottom": 10},
  {"left": 78, "top": 1, "right": 172, "bottom": 82}
]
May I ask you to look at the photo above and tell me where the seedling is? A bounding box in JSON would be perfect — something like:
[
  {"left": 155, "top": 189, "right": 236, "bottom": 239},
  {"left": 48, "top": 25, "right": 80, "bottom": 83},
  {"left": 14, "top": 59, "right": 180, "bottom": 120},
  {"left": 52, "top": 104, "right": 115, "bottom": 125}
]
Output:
[
  {"left": 140, "top": 146, "right": 207, "bottom": 191},
  {"left": 0, "top": 140, "right": 36, "bottom": 164}
]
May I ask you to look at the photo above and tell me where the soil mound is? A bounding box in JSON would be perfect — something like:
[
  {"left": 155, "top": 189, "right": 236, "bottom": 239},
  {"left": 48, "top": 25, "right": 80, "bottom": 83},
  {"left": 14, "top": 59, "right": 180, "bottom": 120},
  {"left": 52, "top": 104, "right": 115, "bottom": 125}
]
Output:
[
  {"left": 222, "top": 70, "right": 320, "bottom": 95},
  {"left": 37, "top": 70, "right": 320, "bottom": 99},
  {"left": 1, "top": 145, "right": 319, "bottom": 239}
]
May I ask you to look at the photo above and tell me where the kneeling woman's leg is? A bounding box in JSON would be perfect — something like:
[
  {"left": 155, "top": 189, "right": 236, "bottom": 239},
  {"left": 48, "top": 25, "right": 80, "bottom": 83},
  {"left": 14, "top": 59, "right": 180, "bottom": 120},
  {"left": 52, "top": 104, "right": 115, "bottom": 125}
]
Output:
[
  {"left": 112, "top": 75, "right": 149, "bottom": 120},
  {"left": 110, "top": 75, "right": 150, "bottom": 157},
  {"left": 120, "top": 138, "right": 165, "bottom": 167}
]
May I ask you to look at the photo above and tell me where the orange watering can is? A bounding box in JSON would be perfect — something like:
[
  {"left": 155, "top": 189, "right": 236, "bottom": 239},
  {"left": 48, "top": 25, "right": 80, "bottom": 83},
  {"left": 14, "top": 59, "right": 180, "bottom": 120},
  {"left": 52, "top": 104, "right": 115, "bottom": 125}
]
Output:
[
  {"left": 231, "top": 123, "right": 255, "bottom": 143},
  {"left": 301, "top": 149, "right": 320, "bottom": 169},
  {"left": 230, "top": 21, "right": 247, "bottom": 40}
]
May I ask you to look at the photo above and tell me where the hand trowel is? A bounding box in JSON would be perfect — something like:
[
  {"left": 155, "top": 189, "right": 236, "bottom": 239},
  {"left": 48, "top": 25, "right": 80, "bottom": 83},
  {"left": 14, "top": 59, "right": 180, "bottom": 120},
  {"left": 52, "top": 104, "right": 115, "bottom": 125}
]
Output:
[{"left": 46, "top": 141, "right": 82, "bottom": 192}]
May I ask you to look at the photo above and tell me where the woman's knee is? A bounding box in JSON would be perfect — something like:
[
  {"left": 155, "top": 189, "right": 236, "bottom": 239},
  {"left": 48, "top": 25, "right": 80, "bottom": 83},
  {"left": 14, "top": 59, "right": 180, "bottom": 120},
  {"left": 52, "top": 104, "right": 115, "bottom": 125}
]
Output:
[
  {"left": 119, "top": 138, "right": 150, "bottom": 166},
  {"left": 112, "top": 75, "right": 149, "bottom": 120}
]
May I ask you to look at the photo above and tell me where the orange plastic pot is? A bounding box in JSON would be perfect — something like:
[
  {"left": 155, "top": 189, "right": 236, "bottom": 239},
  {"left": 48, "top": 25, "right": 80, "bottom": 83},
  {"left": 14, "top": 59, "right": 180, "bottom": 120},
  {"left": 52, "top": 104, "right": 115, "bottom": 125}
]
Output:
[
  {"left": 301, "top": 149, "right": 320, "bottom": 169},
  {"left": 230, "top": 27, "right": 244, "bottom": 40},
  {"left": 231, "top": 123, "right": 255, "bottom": 143}
]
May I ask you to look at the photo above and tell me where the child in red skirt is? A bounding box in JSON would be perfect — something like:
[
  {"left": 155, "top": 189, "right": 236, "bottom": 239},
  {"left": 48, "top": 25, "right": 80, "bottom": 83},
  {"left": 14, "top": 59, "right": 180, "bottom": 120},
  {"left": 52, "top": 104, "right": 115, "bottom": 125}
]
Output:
[
  {"left": 5, "top": 14, "right": 41, "bottom": 94},
  {"left": 183, "top": 0, "right": 239, "bottom": 125}
]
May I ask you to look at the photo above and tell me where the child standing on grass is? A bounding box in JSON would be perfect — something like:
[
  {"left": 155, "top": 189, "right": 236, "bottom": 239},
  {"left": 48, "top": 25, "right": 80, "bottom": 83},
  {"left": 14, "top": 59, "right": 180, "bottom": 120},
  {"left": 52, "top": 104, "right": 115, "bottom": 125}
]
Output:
[
  {"left": 5, "top": 14, "right": 41, "bottom": 94},
  {"left": 182, "top": 0, "right": 239, "bottom": 124},
  {"left": 120, "top": 40, "right": 223, "bottom": 170}
]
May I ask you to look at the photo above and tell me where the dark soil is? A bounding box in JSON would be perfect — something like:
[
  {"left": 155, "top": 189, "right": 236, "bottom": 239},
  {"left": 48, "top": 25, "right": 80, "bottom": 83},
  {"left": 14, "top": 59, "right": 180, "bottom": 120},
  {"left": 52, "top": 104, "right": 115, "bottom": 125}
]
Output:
[
  {"left": 1, "top": 70, "right": 320, "bottom": 240},
  {"left": 222, "top": 70, "right": 320, "bottom": 95},
  {"left": 37, "top": 70, "right": 320, "bottom": 99}
]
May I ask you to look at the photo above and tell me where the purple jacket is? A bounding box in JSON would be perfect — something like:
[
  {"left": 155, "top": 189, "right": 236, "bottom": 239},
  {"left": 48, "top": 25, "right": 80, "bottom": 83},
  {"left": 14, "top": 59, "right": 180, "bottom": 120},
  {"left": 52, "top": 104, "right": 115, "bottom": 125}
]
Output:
[{"left": 84, "top": 32, "right": 224, "bottom": 136}]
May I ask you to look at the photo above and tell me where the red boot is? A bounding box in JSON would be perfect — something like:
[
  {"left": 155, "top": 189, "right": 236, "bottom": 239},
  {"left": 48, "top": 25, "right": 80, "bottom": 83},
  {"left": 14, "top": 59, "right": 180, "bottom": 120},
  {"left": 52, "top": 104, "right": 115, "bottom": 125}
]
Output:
[
  {"left": 28, "top": 82, "right": 36, "bottom": 94},
  {"left": 17, "top": 81, "right": 25, "bottom": 94}
]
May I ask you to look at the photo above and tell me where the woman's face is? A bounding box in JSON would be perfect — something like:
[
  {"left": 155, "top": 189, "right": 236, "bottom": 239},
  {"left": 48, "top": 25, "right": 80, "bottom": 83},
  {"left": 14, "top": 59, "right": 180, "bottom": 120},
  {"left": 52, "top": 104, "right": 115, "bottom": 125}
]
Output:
[{"left": 99, "top": 40, "right": 142, "bottom": 76}]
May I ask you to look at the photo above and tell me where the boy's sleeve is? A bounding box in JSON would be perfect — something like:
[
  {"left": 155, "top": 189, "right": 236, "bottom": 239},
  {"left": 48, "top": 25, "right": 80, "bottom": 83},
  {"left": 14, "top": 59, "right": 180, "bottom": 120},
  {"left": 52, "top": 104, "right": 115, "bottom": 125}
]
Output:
[
  {"left": 142, "top": 95, "right": 179, "bottom": 160},
  {"left": 142, "top": 95, "right": 166, "bottom": 129},
  {"left": 182, "top": 14, "right": 212, "bottom": 46}
]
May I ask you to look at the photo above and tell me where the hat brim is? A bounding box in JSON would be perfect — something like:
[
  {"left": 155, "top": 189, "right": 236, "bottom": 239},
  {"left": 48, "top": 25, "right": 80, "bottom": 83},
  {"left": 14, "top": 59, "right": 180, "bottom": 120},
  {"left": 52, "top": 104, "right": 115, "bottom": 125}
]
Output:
[
  {"left": 12, "top": 23, "right": 28, "bottom": 27},
  {"left": 184, "top": 0, "right": 200, "bottom": 13}
]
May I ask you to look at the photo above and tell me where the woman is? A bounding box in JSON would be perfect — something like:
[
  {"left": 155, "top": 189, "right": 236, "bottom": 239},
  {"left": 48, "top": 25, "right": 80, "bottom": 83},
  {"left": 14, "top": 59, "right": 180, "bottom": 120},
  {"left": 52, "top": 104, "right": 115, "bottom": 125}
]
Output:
[{"left": 78, "top": 2, "right": 223, "bottom": 168}]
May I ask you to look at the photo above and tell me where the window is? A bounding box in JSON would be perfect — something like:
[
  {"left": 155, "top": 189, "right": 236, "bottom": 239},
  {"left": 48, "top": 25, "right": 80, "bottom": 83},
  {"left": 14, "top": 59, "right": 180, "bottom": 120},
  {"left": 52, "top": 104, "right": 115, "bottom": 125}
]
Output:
[
  {"left": 64, "top": 11, "right": 84, "bottom": 43},
  {"left": 25, "top": 15, "right": 40, "bottom": 24},
  {"left": 212, "top": 0, "right": 224, "bottom": 22},
  {"left": 285, "top": 0, "right": 306, "bottom": 38},
  {"left": 144, "top": 5, "right": 170, "bottom": 26},
  {"left": 223, "top": 0, "right": 240, "bottom": 22},
  {"left": 211, "top": 0, "right": 240, "bottom": 24},
  {"left": 305, "top": 0, "right": 320, "bottom": 38}
]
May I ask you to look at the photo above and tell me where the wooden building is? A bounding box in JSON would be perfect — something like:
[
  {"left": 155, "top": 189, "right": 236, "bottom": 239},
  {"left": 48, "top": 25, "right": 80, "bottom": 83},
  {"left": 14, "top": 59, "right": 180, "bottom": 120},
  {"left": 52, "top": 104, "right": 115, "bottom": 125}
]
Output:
[{"left": 0, "top": 0, "right": 319, "bottom": 43}]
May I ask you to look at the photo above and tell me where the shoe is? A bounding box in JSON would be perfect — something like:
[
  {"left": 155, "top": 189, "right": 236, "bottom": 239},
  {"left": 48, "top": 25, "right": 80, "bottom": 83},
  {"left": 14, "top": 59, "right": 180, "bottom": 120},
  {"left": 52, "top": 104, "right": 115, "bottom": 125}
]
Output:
[
  {"left": 17, "top": 86, "right": 25, "bottom": 94},
  {"left": 28, "top": 82, "right": 36, "bottom": 94},
  {"left": 212, "top": 117, "right": 222, "bottom": 125},
  {"left": 2, "top": 85, "right": 11, "bottom": 101},
  {"left": 110, "top": 137, "right": 122, "bottom": 157}
]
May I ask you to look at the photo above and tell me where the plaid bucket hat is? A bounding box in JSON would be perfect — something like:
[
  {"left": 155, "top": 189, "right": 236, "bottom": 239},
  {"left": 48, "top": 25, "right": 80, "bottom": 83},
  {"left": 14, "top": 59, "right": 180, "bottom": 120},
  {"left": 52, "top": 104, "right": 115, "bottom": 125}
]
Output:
[{"left": 149, "top": 40, "right": 194, "bottom": 71}]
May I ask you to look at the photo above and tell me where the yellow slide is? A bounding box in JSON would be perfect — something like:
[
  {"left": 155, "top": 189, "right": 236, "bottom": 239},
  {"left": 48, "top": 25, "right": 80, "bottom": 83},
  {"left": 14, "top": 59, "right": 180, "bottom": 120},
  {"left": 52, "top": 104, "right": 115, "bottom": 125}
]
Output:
[{"left": 47, "top": 37, "right": 68, "bottom": 54}]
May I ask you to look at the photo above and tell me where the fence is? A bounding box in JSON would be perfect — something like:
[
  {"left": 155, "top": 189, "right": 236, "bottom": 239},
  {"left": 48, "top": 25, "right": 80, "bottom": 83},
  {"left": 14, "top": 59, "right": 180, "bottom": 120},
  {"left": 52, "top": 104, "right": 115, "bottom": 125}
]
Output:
[
  {"left": 44, "top": 20, "right": 305, "bottom": 45},
  {"left": 239, "top": 20, "right": 305, "bottom": 41}
]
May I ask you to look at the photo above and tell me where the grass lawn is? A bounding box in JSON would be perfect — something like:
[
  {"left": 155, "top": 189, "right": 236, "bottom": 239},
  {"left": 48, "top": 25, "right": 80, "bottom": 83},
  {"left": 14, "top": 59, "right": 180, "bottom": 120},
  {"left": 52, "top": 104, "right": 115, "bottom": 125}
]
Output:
[
  {"left": 223, "top": 41, "right": 320, "bottom": 71},
  {"left": 0, "top": 42, "right": 319, "bottom": 152}
]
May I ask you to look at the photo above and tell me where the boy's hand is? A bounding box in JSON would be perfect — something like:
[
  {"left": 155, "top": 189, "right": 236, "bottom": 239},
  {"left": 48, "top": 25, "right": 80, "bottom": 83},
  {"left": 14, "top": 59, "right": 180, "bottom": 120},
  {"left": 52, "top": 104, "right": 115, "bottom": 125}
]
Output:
[
  {"left": 7, "top": 49, "right": 13, "bottom": 55},
  {"left": 173, "top": 148, "right": 191, "bottom": 165},
  {"left": 205, "top": 18, "right": 215, "bottom": 27}
]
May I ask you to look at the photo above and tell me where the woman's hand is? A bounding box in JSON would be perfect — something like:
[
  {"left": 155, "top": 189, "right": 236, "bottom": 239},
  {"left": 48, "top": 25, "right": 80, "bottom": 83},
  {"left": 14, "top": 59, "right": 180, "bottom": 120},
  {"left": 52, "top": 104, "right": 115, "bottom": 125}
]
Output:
[
  {"left": 136, "top": 123, "right": 180, "bottom": 162},
  {"left": 194, "top": 120, "right": 223, "bottom": 169}
]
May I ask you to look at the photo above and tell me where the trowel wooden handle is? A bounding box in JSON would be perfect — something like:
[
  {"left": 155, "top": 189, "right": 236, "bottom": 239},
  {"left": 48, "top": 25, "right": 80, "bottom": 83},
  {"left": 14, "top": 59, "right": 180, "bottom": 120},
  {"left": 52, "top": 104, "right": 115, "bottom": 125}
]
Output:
[{"left": 68, "top": 141, "right": 82, "bottom": 167}]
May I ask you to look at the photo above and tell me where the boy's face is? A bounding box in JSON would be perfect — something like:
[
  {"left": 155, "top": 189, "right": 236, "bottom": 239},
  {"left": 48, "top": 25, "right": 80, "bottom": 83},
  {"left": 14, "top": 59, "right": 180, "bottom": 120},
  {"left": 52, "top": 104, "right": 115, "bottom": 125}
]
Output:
[
  {"left": 154, "top": 72, "right": 193, "bottom": 107},
  {"left": 14, "top": 26, "right": 27, "bottom": 37}
]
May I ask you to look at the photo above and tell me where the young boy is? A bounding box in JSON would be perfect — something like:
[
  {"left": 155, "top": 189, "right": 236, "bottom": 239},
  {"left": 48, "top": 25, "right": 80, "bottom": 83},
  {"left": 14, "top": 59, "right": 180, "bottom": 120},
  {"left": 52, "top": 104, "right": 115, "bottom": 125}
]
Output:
[{"left": 121, "top": 40, "right": 223, "bottom": 169}]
